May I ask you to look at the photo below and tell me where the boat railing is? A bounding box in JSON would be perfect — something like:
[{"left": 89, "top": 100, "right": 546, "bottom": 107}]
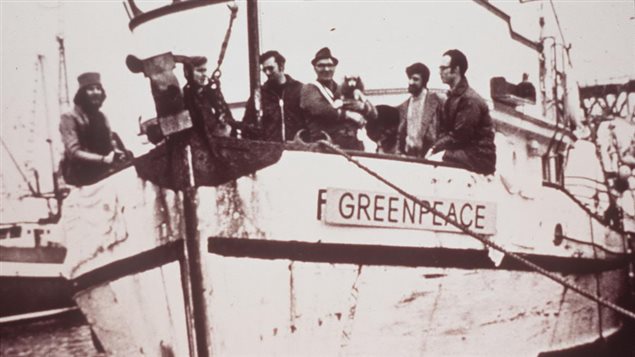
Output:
[
  {"left": 124, "top": 0, "right": 231, "bottom": 30},
  {"left": 65, "top": 159, "right": 135, "bottom": 189},
  {"left": 283, "top": 140, "right": 465, "bottom": 170}
]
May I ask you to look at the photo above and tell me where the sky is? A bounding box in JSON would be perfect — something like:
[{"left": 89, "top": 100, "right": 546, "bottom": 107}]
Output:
[{"left": 1, "top": 0, "right": 634, "bottom": 219}]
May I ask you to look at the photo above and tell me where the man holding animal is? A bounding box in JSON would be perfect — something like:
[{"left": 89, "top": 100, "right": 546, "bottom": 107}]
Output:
[
  {"left": 242, "top": 50, "right": 304, "bottom": 142},
  {"left": 300, "top": 47, "right": 377, "bottom": 150},
  {"left": 396, "top": 62, "right": 444, "bottom": 157}
]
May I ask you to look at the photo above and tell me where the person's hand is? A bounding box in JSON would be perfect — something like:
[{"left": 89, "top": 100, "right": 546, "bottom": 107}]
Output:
[
  {"left": 342, "top": 99, "right": 365, "bottom": 112},
  {"left": 425, "top": 149, "right": 445, "bottom": 162},
  {"left": 102, "top": 151, "right": 116, "bottom": 165},
  {"left": 424, "top": 148, "right": 434, "bottom": 159},
  {"left": 354, "top": 117, "right": 367, "bottom": 128},
  {"left": 618, "top": 164, "right": 633, "bottom": 180}
]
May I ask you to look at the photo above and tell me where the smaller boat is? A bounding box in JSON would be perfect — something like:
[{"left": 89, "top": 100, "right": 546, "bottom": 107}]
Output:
[
  {"left": 0, "top": 222, "right": 73, "bottom": 322},
  {"left": 0, "top": 45, "right": 75, "bottom": 322}
]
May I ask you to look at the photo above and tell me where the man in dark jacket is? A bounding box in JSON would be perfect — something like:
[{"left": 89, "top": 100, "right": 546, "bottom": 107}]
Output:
[
  {"left": 428, "top": 49, "right": 496, "bottom": 175},
  {"left": 242, "top": 50, "right": 304, "bottom": 142},
  {"left": 59, "top": 72, "right": 125, "bottom": 185},
  {"left": 182, "top": 56, "right": 232, "bottom": 139}
]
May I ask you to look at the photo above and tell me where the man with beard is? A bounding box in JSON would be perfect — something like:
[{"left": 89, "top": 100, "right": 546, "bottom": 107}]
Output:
[
  {"left": 242, "top": 50, "right": 304, "bottom": 142},
  {"left": 396, "top": 62, "right": 444, "bottom": 157},
  {"left": 300, "top": 47, "right": 376, "bottom": 150},
  {"left": 428, "top": 49, "right": 496, "bottom": 175},
  {"left": 59, "top": 72, "right": 125, "bottom": 185}
]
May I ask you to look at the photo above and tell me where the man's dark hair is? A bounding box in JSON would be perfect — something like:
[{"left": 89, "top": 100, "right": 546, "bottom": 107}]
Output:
[
  {"left": 443, "top": 49, "right": 468, "bottom": 76},
  {"left": 183, "top": 56, "right": 208, "bottom": 83},
  {"left": 405, "top": 63, "right": 430, "bottom": 87},
  {"left": 260, "top": 50, "right": 286, "bottom": 68},
  {"left": 73, "top": 85, "right": 107, "bottom": 110}
]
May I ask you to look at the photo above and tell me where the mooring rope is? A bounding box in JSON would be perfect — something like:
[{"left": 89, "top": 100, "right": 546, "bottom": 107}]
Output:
[{"left": 317, "top": 140, "right": 635, "bottom": 321}]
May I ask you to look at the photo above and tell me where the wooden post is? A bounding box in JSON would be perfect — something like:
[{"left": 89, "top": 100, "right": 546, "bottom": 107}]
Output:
[
  {"left": 246, "top": 0, "right": 261, "bottom": 95},
  {"left": 182, "top": 144, "right": 210, "bottom": 357}
]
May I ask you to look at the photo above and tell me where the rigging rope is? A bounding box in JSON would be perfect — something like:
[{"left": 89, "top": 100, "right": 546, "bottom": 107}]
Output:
[
  {"left": 548, "top": 0, "right": 572, "bottom": 67},
  {"left": 317, "top": 140, "right": 635, "bottom": 321},
  {"left": 587, "top": 210, "right": 605, "bottom": 338},
  {"left": 589, "top": 120, "right": 621, "bottom": 212},
  {"left": 557, "top": 233, "right": 624, "bottom": 256},
  {"left": 207, "top": 2, "right": 240, "bottom": 133},
  {"left": 211, "top": 2, "right": 238, "bottom": 80},
  {"left": 0, "top": 136, "right": 38, "bottom": 196}
]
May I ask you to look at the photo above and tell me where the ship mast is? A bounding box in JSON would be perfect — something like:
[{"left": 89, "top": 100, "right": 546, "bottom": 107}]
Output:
[
  {"left": 37, "top": 54, "right": 64, "bottom": 223},
  {"left": 0, "top": 53, "right": 65, "bottom": 223},
  {"left": 246, "top": 0, "right": 260, "bottom": 96},
  {"left": 57, "top": 35, "right": 70, "bottom": 111},
  {"left": 121, "top": 3, "right": 260, "bottom": 355}
]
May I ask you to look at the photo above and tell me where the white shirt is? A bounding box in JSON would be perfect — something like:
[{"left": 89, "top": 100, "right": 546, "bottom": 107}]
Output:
[{"left": 406, "top": 89, "right": 428, "bottom": 152}]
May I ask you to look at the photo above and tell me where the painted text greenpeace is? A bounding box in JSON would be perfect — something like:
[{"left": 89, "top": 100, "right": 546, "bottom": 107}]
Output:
[{"left": 318, "top": 188, "right": 496, "bottom": 235}]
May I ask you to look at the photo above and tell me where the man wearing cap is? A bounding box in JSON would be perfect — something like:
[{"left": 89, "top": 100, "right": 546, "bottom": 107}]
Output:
[
  {"left": 242, "top": 50, "right": 304, "bottom": 142},
  {"left": 300, "top": 47, "right": 376, "bottom": 150},
  {"left": 59, "top": 72, "right": 124, "bottom": 185},
  {"left": 428, "top": 49, "right": 496, "bottom": 175},
  {"left": 396, "top": 62, "right": 444, "bottom": 158}
]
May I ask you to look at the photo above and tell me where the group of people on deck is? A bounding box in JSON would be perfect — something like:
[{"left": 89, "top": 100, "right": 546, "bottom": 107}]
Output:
[
  {"left": 238, "top": 47, "right": 496, "bottom": 175},
  {"left": 59, "top": 47, "right": 497, "bottom": 186}
]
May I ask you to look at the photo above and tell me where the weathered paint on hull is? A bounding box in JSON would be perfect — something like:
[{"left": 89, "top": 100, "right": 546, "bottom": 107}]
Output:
[
  {"left": 64, "top": 148, "right": 629, "bottom": 356},
  {"left": 73, "top": 261, "right": 190, "bottom": 357},
  {"left": 194, "top": 150, "right": 628, "bottom": 355},
  {"left": 203, "top": 255, "right": 625, "bottom": 356}
]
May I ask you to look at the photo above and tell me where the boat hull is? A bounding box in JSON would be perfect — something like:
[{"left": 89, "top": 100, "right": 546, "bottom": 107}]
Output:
[
  {"left": 64, "top": 148, "right": 630, "bottom": 356},
  {"left": 0, "top": 275, "right": 73, "bottom": 318},
  {"left": 0, "top": 229, "right": 73, "bottom": 319},
  {"left": 203, "top": 248, "right": 626, "bottom": 356},
  {"left": 73, "top": 259, "right": 191, "bottom": 357},
  {"left": 69, "top": 239, "right": 628, "bottom": 356}
]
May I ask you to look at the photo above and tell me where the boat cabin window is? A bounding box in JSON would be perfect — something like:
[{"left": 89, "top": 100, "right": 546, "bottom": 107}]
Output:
[
  {"left": 0, "top": 225, "right": 22, "bottom": 239},
  {"left": 542, "top": 153, "right": 564, "bottom": 185}
]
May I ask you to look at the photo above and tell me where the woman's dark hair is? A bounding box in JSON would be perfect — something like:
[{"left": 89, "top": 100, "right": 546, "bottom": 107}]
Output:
[
  {"left": 183, "top": 56, "right": 208, "bottom": 83},
  {"left": 73, "top": 85, "right": 107, "bottom": 110}
]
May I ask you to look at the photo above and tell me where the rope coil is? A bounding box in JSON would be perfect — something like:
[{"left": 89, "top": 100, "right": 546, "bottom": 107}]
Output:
[{"left": 317, "top": 140, "right": 635, "bottom": 321}]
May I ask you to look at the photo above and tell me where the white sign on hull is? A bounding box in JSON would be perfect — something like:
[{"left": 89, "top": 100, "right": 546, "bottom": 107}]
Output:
[{"left": 323, "top": 188, "right": 497, "bottom": 235}]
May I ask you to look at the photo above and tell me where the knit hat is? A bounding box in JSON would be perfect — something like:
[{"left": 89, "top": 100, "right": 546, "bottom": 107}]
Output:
[
  {"left": 311, "top": 47, "right": 338, "bottom": 66},
  {"left": 77, "top": 72, "right": 101, "bottom": 89}
]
